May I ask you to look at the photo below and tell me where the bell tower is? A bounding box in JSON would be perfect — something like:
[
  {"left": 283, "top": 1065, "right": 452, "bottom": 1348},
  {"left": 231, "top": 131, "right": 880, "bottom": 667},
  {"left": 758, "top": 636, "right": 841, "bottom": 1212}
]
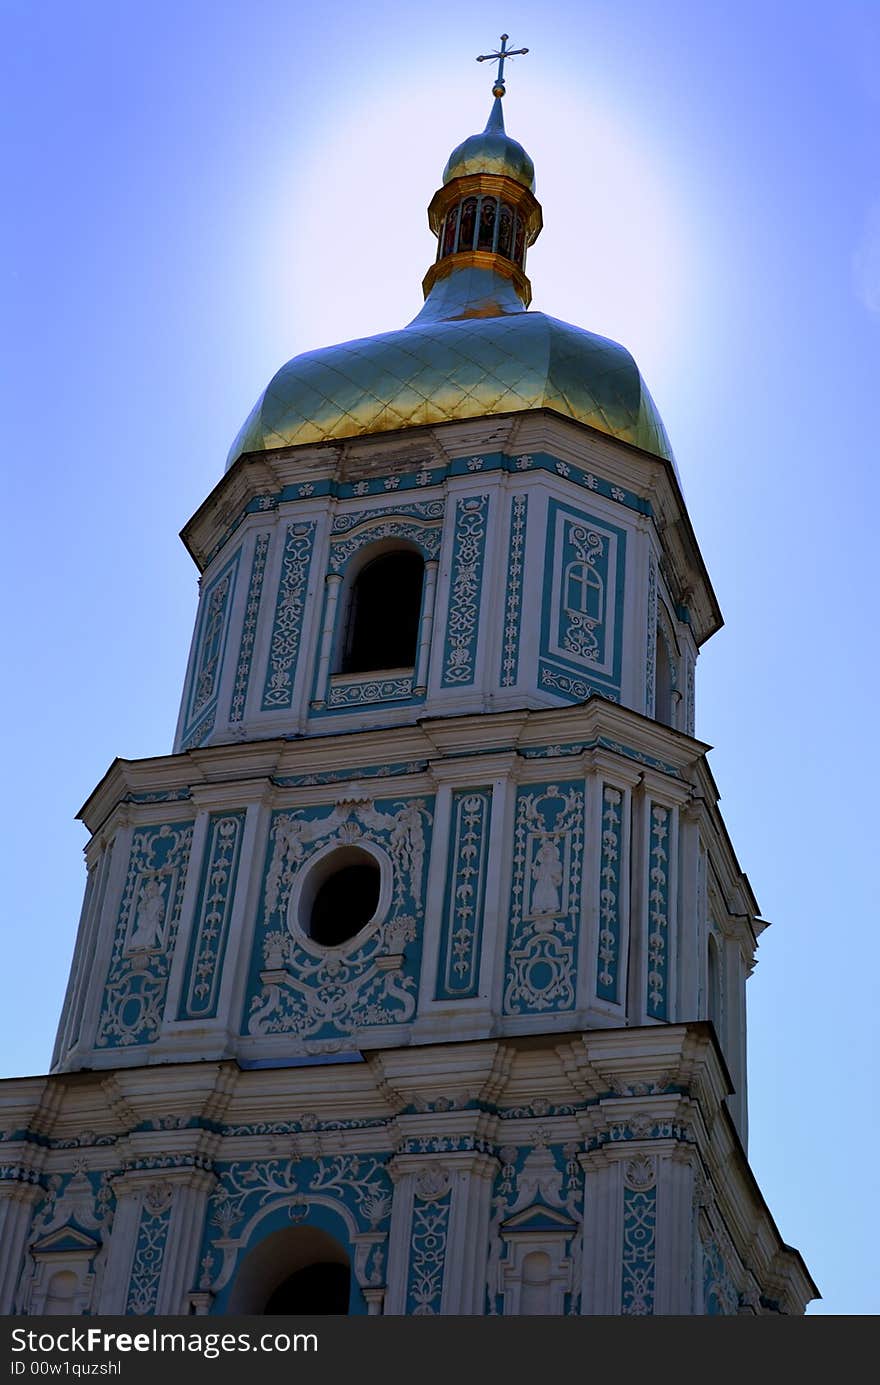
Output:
[{"left": 1, "top": 48, "right": 816, "bottom": 1318}]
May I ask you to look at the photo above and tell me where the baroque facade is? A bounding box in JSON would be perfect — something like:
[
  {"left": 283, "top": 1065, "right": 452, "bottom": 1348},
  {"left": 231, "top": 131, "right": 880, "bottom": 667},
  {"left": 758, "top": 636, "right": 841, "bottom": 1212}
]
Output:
[{"left": 0, "top": 76, "right": 816, "bottom": 1317}]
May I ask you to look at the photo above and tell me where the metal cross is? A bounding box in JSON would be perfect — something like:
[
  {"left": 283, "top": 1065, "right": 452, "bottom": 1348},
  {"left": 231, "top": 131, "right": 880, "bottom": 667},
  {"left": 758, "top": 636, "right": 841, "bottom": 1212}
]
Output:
[{"left": 476, "top": 33, "right": 529, "bottom": 98}]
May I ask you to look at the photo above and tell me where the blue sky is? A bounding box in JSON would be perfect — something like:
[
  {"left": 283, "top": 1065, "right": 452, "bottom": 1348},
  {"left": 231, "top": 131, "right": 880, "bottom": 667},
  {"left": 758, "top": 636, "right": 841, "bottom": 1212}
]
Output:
[{"left": 1, "top": 0, "right": 878, "bottom": 1314}]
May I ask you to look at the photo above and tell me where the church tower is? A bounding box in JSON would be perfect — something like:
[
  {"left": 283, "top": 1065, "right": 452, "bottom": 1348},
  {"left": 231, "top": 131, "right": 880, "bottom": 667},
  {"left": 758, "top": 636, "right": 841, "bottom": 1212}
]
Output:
[{"left": 1, "top": 46, "right": 816, "bottom": 1317}]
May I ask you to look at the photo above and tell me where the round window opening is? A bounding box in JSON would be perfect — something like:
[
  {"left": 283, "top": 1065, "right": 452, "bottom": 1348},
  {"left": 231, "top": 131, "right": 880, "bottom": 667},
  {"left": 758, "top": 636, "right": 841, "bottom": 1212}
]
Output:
[{"left": 303, "top": 847, "right": 382, "bottom": 948}]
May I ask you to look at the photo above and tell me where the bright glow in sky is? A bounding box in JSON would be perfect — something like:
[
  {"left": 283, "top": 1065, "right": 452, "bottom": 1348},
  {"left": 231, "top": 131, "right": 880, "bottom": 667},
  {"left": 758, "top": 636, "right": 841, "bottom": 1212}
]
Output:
[{"left": 2, "top": 0, "right": 878, "bottom": 1315}]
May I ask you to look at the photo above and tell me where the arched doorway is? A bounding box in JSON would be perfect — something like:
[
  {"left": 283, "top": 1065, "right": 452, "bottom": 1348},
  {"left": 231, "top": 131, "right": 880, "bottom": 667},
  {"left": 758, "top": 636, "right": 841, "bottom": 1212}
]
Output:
[
  {"left": 228, "top": 1225, "right": 352, "bottom": 1315},
  {"left": 264, "top": 1262, "right": 350, "bottom": 1314}
]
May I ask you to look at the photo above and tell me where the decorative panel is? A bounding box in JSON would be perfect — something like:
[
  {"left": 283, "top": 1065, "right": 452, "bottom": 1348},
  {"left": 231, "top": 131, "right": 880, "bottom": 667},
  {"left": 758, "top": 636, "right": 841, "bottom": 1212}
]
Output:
[
  {"left": 539, "top": 500, "right": 627, "bottom": 704},
  {"left": 685, "top": 653, "right": 696, "bottom": 736},
  {"left": 503, "top": 782, "right": 584, "bottom": 1016},
  {"left": 702, "top": 1233, "right": 738, "bottom": 1315},
  {"left": 178, "top": 812, "right": 247, "bottom": 1021},
  {"left": 621, "top": 1156, "right": 656, "bottom": 1315},
  {"left": 261, "top": 522, "right": 317, "bottom": 711},
  {"left": 405, "top": 1166, "right": 452, "bottom": 1314},
  {"left": 646, "top": 554, "right": 657, "bottom": 716},
  {"left": 327, "top": 675, "right": 413, "bottom": 709},
  {"left": 435, "top": 788, "right": 492, "bottom": 1000},
  {"left": 181, "top": 551, "right": 240, "bottom": 748},
  {"left": 328, "top": 501, "right": 444, "bottom": 567},
  {"left": 486, "top": 1140, "right": 583, "bottom": 1315},
  {"left": 199, "top": 1153, "right": 393, "bottom": 1314},
  {"left": 441, "top": 494, "right": 490, "bottom": 688},
  {"left": 499, "top": 493, "right": 528, "bottom": 688},
  {"left": 125, "top": 1183, "right": 174, "bottom": 1315},
  {"left": 96, "top": 822, "right": 194, "bottom": 1049},
  {"left": 244, "top": 795, "right": 433, "bottom": 1043},
  {"left": 230, "top": 532, "right": 270, "bottom": 721},
  {"left": 597, "top": 785, "right": 624, "bottom": 1004},
  {"left": 647, "top": 804, "right": 671, "bottom": 1021}
]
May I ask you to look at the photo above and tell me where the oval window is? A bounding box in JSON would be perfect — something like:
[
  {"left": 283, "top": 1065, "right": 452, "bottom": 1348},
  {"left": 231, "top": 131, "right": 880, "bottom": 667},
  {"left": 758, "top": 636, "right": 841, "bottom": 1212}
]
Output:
[{"left": 299, "top": 846, "right": 382, "bottom": 948}]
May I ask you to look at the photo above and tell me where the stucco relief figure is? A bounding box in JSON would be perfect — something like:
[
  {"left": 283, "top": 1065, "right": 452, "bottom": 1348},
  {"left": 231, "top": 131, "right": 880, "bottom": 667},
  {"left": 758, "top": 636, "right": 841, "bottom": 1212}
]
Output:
[
  {"left": 127, "top": 876, "right": 167, "bottom": 951},
  {"left": 531, "top": 838, "right": 563, "bottom": 914}
]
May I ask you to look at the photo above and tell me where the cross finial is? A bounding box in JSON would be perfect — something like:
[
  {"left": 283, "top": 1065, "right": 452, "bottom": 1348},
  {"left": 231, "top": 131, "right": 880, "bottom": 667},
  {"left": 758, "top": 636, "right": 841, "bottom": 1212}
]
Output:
[{"left": 476, "top": 33, "right": 529, "bottom": 99}]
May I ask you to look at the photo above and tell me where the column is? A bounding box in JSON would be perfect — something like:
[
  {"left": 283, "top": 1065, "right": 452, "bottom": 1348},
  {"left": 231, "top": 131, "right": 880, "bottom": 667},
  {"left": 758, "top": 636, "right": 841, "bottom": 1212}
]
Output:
[
  {"left": 311, "top": 573, "right": 343, "bottom": 707},
  {"left": 578, "top": 1152, "right": 623, "bottom": 1314},
  {"left": 155, "top": 1171, "right": 217, "bottom": 1314},
  {"left": 653, "top": 1148, "right": 697, "bottom": 1315},
  {"left": 0, "top": 1184, "right": 41, "bottom": 1312},
  {"left": 414, "top": 560, "right": 439, "bottom": 694}
]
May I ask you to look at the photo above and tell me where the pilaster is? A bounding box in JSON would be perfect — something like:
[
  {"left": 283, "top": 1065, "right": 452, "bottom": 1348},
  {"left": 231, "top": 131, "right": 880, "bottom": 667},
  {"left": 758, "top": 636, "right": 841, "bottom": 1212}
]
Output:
[
  {"left": 0, "top": 1184, "right": 41, "bottom": 1312},
  {"left": 441, "top": 1154, "right": 497, "bottom": 1313},
  {"left": 653, "top": 1148, "right": 697, "bottom": 1314},
  {"left": 155, "top": 1170, "right": 217, "bottom": 1314},
  {"left": 64, "top": 819, "right": 134, "bottom": 1070},
  {"left": 578, "top": 1151, "right": 623, "bottom": 1314}
]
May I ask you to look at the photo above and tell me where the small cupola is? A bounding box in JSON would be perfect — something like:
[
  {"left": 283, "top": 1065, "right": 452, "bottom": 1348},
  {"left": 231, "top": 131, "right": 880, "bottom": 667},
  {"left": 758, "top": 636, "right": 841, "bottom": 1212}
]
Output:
[{"left": 423, "top": 38, "right": 542, "bottom": 309}]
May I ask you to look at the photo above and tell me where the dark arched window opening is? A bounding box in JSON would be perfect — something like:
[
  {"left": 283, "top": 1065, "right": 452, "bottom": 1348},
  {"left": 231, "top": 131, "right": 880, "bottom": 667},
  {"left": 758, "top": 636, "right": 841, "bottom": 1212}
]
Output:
[
  {"left": 308, "top": 852, "right": 381, "bottom": 948},
  {"left": 341, "top": 549, "right": 424, "bottom": 675},
  {"left": 655, "top": 630, "right": 674, "bottom": 726},
  {"left": 264, "top": 1262, "right": 351, "bottom": 1315},
  {"left": 708, "top": 933, "right": 722, "bottom": 1037}
]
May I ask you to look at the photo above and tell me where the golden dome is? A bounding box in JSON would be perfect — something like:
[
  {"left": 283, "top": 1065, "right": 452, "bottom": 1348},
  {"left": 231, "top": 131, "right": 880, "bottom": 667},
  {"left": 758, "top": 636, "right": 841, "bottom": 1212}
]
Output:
[
  {"left": 226, "top": 101, "right": 673, "bottom": 470},
  {"left": 442, "top": 97, "right": 535, "bottom": 191},
  {"left": 226, "top": 276, "right": 671, "bottom": 467}
]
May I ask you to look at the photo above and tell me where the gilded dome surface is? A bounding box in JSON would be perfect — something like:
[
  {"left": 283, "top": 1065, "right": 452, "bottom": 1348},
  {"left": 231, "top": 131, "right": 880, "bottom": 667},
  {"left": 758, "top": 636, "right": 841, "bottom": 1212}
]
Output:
[
  {"left": 226, "top": 100, "right": 673, "bottom": 471},
  {"left": 226, "top": 290, "right": 672, "bottom": 469},
  {"left": 442, "top": 97, "right": 535, "bottom": 191}
]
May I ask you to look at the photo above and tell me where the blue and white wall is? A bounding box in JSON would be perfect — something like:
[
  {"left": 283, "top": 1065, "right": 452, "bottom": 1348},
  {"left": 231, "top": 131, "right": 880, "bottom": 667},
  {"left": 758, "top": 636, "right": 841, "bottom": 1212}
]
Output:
[
  {"left": 174, "top": 428, "right": 699, "bottom": 751},
  {"left": 1, "top": 1028, "right": 811, "bottom": 1318},
  {"left": 50, "top": 712, "right": 752, "bottom": 1151}
]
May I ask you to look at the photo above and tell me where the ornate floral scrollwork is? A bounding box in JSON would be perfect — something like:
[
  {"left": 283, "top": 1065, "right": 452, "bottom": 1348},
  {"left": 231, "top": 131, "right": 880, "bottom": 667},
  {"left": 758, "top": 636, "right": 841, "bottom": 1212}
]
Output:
[
  {"left": 96, "top": 822, "right": 193, "bottom": 1049},
  {"left": 413, "top": 1164, "right": 451, "bottom": 1202},
  {"left": 442, "top": 495, "right": 489, "bottom": 686},
  {"left": 647, "top": 804, "right": 671, "bottom": 1020},
  {"left": 261, "top": 522, "right": 316, "bottom": 711},
  {"left": 624, "top": 1155, "right": 656, "bottom": 1191},
  {"left": 500, "top": 494, "right": 527, "bottom": 687},
  {"left": 597, "top": 786, "right": 623, "bottom": 1001},
  {"left": 504, "top": 784, "right": 584, "bottom": 1015},
  {"left": 230, "top": 533, "right": 270, "bottom": 722},
  {"left": 247, "top": 797, "right": 432, "bottom": 1040}
]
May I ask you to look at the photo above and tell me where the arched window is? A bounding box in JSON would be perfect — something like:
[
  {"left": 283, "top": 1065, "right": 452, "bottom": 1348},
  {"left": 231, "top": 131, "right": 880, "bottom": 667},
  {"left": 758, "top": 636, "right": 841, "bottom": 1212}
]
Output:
[
  {"left": 458, "top": 197, "right": 478, "bottom": 252},
  {"left": 497, "top": 203, "right": 514, "bottom": 259},
  {"left": 655, "top": 630, "right": 674, "bottom": 726},
  {"left": 441, "top": 207, "right": 458, "bottom": 258},
  {"left": 477, "top": 195, "right": 498, "bottom": 250},
  {"left": 340, "top": 548, "right": 424, "bottom": 675},
  {"left": 298, "top": 845, "right": 383, "bottom": 948},
  {"left": 512, "top": 214, "right": 525, "bottom": 265}
]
